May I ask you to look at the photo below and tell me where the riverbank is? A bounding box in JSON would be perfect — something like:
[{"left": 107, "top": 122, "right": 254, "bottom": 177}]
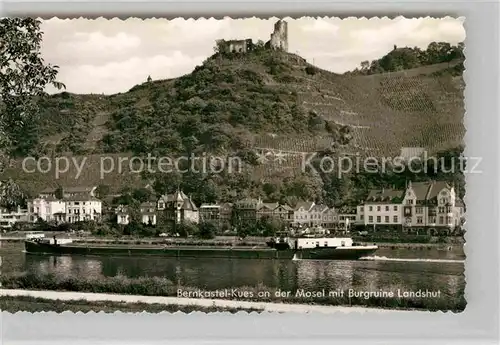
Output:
[
  {"left": 0, "top": 272, "right": 466, "bottom": 312},
  {"left": 0, "top": 289, "right": 419, "bottom": 314},
  {"left": 0, "top": 295, "right": 264, "bottom": 314}
]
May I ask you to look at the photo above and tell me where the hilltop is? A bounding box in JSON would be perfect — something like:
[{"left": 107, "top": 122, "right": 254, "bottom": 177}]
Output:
[{"left": 0, "top": 45, "right": 465, "bottom": 205}]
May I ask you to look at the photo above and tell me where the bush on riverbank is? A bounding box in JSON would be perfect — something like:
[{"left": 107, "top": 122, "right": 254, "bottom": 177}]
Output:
[
  {"left": 0, "top": 296, "right": 264, "bottom": 314},
  {"left": 1, "top": 272, "right": 466, "bottom": 312}
]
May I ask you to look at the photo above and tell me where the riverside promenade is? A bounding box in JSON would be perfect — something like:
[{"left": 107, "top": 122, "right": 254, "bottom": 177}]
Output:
[{"left": 0, "top": 289, "right": 416, "bottom": 314}]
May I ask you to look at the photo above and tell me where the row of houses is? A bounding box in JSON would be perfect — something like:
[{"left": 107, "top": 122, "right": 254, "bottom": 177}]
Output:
[{"left": 0, "top": 180, "right": 465, "bottom": 234}]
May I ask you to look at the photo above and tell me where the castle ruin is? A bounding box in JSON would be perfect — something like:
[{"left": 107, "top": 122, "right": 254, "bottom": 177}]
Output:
[
  {"left": 217, "top": 20, "right": 288, "bottom": 54},
  {"left": 268, "top": 20, "right": 288, "bottom": 51}
]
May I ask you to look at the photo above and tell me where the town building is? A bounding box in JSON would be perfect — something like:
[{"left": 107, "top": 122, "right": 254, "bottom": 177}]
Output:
[
  {"left": 292, "top": 201, "right": 315, "bottom": 227},
  {"left": 157, "top": 189, "right": 199, "bottom": 224},
  {"left": 233, "top": 198, "right": 261, "bottom": 222},
  {"left": 0, "top": 206, "right": 29, "bottom": 229},
  {"left": 27, "top": 196, "right": 66, "bottom": 223},
  {"left": 361, "top": 188, "right": 405, "bottom": 230},
  {"left": 321, "top": 207, "right": 337, "bottom": 228},
  {"left": 272, "top": 204, "right": 294, "bottom": 225},
  {"left": 402, "top": 180, "right": 464, "bottom": 234},
  {"left": 64, "top": 194, "right": 102, "bottom": 223},
  {"left": 199, "top": 202, "right": 233, "bottom": 229},
  {"left": 140, "top": 201, "right": 157, "bottom": 226},
  {"left": 28, "top": 186, "right": 102, "bottom": 224}
]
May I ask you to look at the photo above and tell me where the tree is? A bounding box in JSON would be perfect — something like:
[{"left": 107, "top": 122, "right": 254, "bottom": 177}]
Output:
[
  {"left": 0, "top": 179, "right": 27, "bottom": 210},
  {"left": 198, "top": 221, "right": 217, "bottom": 239},
  {"left": 95, "top": 184, "right": 111, "bottom": 200},
  {"left": 54, "top": 186, "right": 64, "bottom": 200},
  {"left": 0, "top": 18, "right": 65, "bottom": 156}
]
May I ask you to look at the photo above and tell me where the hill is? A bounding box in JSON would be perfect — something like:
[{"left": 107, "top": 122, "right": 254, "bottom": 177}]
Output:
[{"left": 0, "top": 45, "right": 465, "bottom": 205}]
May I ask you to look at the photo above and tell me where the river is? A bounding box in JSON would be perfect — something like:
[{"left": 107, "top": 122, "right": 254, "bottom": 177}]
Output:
[{"left": 0, "top": 242, "right": 465, "bottom": 305}]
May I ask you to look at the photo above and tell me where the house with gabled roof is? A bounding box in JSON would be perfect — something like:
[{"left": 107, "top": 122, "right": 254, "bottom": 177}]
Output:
[
  {"left": 402, "top": 180, "right": 464, "bottom": 233},
  {"left": 292, "top": 201, "right": 315, "bottom": 227},
  {"left": 157, "top": 189, "right": 199, "bottom": 224}
]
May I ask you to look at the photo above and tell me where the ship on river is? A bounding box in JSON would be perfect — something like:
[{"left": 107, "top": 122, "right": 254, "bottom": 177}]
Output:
[{"left": 24, "top": 236, "right": 378, "bottom": 260}]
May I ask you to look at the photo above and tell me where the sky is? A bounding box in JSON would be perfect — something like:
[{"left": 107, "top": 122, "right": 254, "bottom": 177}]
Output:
[{"left": 40, "top": 16, "right": 466, "bottom": 95}]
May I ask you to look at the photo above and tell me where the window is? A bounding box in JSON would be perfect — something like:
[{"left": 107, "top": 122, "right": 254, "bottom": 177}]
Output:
[
  {"left": 368, "top": 206, "right": 373, "bottom": 211},
  {"left": 428, "top": 216, "right": 436, "bottom": 224},
  {"left": 416, "top": 207, "right": 423, "bottom": 214},
  {"left": 393, "top": 205, "right": 398, "bottom": 211},
  {"left": 368, "top": 216, "right": 373, "bottom": 223},
  {"left": 438, "top": 207, "right": 445, "bottom": 213},
  {"left": 393, "top": 215, "right": 398, "bottom": 223},
  {"left": 377, "top": 206, "right": 381, "bottom": 211},
  {"left": 376, "top": 216, "right": 381, "bottom": 223},
  {"left": 417, "top": 216, "right": 423, "bottom": 224},
  {"left": 439, "top": 216, "right": 444, "bottom": 224},
  {"left": 406, "top": 199, "right": 414, "bottom": 205},
  {"left": 360, "top": 215, "right": 364, "bottom": 220},
  {"left": 385, "top": 206, "right": 389, "bottom": 211},
  {"left": 385, "top": 216, "right": 389, "bottom": 223}
]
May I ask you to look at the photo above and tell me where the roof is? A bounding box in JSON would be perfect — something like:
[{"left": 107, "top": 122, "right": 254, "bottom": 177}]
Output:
[
  {"left": 366, "top": 189, "right": 404, "bottom": 203},
  {"left": 258, "top": 202, "right": 279, "bottom": 211},
  {"left": 40, "top": 186, "right": 96, "bottom": 194},
  {"left": 182, "top": 198, "right": 198, "bottom": 211},
  {"left": 311, "top": 204, "right": 328, "bottom": 212},
  {"left": 407, "top": 181, "right": 453, "bottom": 201},
  {"left": 294, "top": 201, "right": 315, "bottom": 211},
  {"left": 64, "top": 194, "right": 101, "bottom": 202},
  {"left": 276, "top": 204, "right": 294, "bottom": 211},
  {"left": 158, "top": 190, "right": 189, "bottom": 203}
]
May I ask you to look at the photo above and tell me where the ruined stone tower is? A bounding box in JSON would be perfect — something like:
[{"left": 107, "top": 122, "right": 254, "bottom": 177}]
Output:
[{"left": 269, "top": 20, "right": 288, "bottom": 52}]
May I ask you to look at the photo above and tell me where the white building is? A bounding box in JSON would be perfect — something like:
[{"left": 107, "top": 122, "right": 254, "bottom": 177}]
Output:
[
  {"left": 362, "top": 188, "right": 404, "bottom": 228},
  {"left": 402, "top": 181, "right": 464, "bottom": 233},
  {"left": 64, "top": 195, "right": 102, "bottom": 223},
  {"left": 28, "top": 197, "right": 66, "bottom": 222},
  {"left": 293, "top": 201, "right": 315, "bottom": 227},
  {"left": 0, "top": 206, "right": 29, "bottom": 229},
  {"left": 28, "top": 186, "right": 102, "bottom": 224}
]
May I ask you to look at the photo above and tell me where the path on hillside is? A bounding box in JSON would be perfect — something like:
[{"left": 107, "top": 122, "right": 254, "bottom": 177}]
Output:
[{"left": 0, "top": 289, "right": 415, "bottom": 314}]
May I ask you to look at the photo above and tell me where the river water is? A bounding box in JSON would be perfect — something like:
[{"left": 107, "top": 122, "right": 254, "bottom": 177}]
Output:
[{"left": 0, "top": 242, "right": 465, "bottom": 306}]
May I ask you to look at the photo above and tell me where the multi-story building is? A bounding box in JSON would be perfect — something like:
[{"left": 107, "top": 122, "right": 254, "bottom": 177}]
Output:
[
  {"left": 337, "top": 206, "right": 357, "bottom": 230},
  {"left": 28, "top": 196, "right": 66, "bottom": 222},
  {"left": 321, "top": 207, "right": 337, "bottom": 228},
  {"left": 65, "top": 194, "right": 102, "bottom": 223},
  {"left": 199, "top": 202, "right": 233, "bottom": 228},
  {"left": 28, "top": 186, "right": 102, "bottom": 224},
  {"left": 402, "top": 181, "right": 464, "bottom": 234},
  {"left": 362, "top": 188, "right": 404, "bottom": 230},
  {"left": 257, "top": 202, "right": 279, "bottom": 219},
  {"left": 0, "top": 206, "right": 29, "bottom": 229},
  {"left": 292, "top": 201, "right": 315, "bottom": 227},
  {"left": 157, "top": 189, "right": 199, "bottom": 224},
  {"left": 272, "top": 204, "right": 294, "bottom": 225},
  {"left": 114, "top": 202, "right": 157, "bottom": 226},
  {"left": 115, "top": 205, "right": 130, "bottom": 225},
  {"left": 140, "top": 201, "right": 157, "bottom": 226},
  {"left": 233, "top": 198, "right": 261, "bottom": 222},
  {"left": 308, "top": 204, "right": 328, "bottom": 227}
]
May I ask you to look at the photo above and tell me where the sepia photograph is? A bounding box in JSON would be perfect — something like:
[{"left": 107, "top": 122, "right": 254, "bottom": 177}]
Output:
[{"left": 0, "top": 16, "right": 467, "bottom": 313}]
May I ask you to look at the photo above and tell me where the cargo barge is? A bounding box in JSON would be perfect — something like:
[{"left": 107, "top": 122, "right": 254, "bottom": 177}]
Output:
[{"left": 24, "top": 236, "right": 378, "bottom": 260}]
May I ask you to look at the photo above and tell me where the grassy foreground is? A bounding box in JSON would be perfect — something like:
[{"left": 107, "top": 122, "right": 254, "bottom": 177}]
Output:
[
  {"left": 1, "top": 272, "right": 466, "bottom": 312},
  {"left": 0, "top": 295, "right": 264, "bottom": 313}
]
